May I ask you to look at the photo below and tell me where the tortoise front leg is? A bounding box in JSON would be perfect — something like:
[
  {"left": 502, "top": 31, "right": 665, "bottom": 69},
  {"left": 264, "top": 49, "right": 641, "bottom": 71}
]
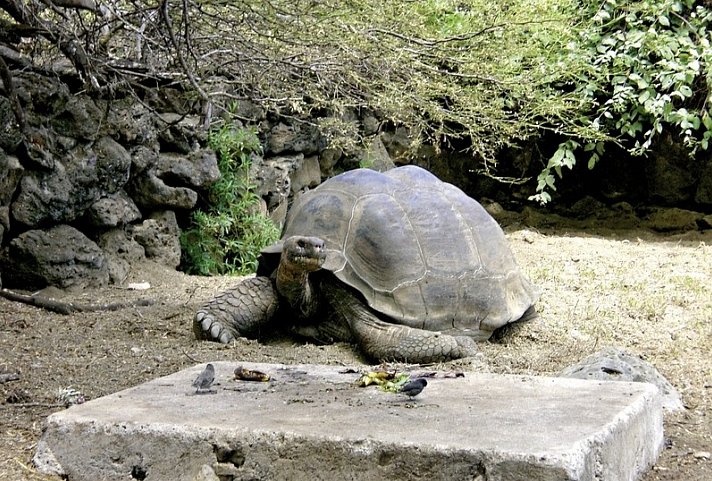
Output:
[
  {"left": 194, "top": 276, "right": 279, "bottom": 343},
  {"left": 323, "top": 284, "right": 478, "bottom": 363}
]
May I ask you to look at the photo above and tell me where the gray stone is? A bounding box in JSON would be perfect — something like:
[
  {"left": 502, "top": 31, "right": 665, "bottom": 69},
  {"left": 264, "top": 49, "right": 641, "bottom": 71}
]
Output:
[
  {"left": 49, "top": 96, "right": 103, "bottom": 141},
  {"left": 319, "top": 147, "right": 342, "bottom": 176},
  {"left": 108, "top": 102, "right": 157, "bottom": 145},
  {"left": 252, "top": 154, "right": 298, "bottom": 211},
  {"left": 361, "top": 110, "right": 380, "bottom": 136},
  {"left": 289, "top": 154, "right": 321, "bottom": 193},
  {"left": 34, "top": 362, "right": 663, "bottom": 481},
  {"left": 98, "top": 228, "right": 146, "bottom": 264},
  {"left": 156, "top": 149, "right": 220, "bottom": 189},
  {"left": 129, "top": 144, "right": 160, "bottom": 173},
  {"left": 3, "top": 224, "right": 109, "bottom": 290},
  {"left": 132, "top": 210, "right": 181, "bottom": 268},
  {"left": 11, "top": 136, "right": 132, "bottom": 227},
  {"left": 157, "top": 116, "right": 202, "bottom": 154},
  {"left": 359, "top": 135, "right": 395, "bottom": 172},
  {"left": 644, "top": 207, "right": 703, "bottom": 232},
  {"left": 0, "top": 153, "right": 23, "bottom": 205},
  {"left": 86, "top": 191, "right": 141, "bottom": 227},
  {"left": 559, "top": 346, "right": 684, "bottom": 412},
  {"left": 266, "top": 122, "right": 320, "bottom": 155},
  {"left": 98, "top": 229, "right": 147, "bottom": 284},
  {"left": 129, "top": 171, "right": 198, "bottom": 210}
]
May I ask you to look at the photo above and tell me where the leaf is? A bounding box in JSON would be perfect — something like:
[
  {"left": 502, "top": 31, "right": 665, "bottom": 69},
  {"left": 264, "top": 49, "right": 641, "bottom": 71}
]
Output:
[{"left": 549, "top": 146, "right": 566, "bottom": 166}]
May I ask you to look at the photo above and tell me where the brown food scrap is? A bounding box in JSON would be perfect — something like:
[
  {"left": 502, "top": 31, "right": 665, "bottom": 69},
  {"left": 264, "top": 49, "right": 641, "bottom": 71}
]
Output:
[{"left": 234, "top": 366, "right": 271, "bottom": 382}]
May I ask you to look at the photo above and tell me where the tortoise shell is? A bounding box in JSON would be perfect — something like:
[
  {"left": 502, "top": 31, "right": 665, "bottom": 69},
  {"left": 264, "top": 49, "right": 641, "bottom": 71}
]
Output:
[{"left": 262, "top": 165, "right": 538, "bottom": 340}]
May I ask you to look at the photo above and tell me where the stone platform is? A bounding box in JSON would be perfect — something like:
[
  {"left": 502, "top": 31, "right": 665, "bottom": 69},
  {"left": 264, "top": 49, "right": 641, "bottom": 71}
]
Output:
[{"left": 34, "top": 361, "right": 663, "bottom": 481}]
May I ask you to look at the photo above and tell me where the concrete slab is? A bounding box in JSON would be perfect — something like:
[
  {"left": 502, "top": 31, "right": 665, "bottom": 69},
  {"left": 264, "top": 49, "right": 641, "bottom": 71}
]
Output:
[{"left": 34, "top": 362, "right": 663, "bottom": 481}]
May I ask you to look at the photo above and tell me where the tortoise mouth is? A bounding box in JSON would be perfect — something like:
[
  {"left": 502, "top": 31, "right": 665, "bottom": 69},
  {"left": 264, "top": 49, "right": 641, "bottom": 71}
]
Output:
[{"left": 282, "top": 236, "right": 327, "bottom": 272}]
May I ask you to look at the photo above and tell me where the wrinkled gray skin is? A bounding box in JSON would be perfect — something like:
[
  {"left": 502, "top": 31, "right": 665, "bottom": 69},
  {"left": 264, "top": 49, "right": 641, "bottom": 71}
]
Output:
[{"left": 194, "top": 166, "right": 539, "bottom": 363}]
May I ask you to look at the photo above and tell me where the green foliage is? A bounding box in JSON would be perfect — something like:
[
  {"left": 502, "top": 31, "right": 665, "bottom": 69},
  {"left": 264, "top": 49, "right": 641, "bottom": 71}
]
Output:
[
  {"left": 181, "top": 121, "right": 280, "bottom": 276},
  {"left": 530, "top": 0, "right": 712, "bottom": 203}
]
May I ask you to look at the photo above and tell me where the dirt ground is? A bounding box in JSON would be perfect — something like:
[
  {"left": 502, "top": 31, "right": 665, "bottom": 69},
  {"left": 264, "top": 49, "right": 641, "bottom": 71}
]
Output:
[{"left": 1, "top": 224, "right": 711, "bottom": 480}]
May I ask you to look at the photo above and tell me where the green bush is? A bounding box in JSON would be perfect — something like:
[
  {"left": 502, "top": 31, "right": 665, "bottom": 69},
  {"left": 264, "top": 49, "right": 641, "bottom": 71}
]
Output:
[
  {"left": 180, "top": 123, "right": 280, "bottom": 276},
  {"left": 531, "top": 0, "right": 712, "bottom": 203}
]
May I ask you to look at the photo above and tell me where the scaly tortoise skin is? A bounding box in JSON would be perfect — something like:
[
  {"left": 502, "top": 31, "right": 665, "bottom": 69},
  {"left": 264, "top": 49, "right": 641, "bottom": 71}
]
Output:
[{"left": 194, "top": 165, "right": 539, "bottom": 363}]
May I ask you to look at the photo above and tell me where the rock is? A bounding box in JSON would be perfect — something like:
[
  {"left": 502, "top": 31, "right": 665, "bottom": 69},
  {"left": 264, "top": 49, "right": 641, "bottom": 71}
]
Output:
[
  {"left": 360, "top": 110, "right": 380, "bottom": 136},
  {"left": 700, "top": 214, "right": 712, "bottom": 230},
  {"left": 266, "top": 122, "right": 320, "bottom": 155},
  {"left": 98, "top": 229, "right": 146, "bottom": 284},
  {"left": 129, "top": 144, "right": 159, "bottom": 173},
  {"left": 380, "top": 126, "right": 414, "bottom": 162},
  {"left": 359, "top": 135, "right": 395, "bottom": 172},
  {"left": 2, "top": 225, "right": 109, "bottom": 290},
  {"left": 108, "top": 102, "right": 157, "bottom": 146},
  {"left": 86, "top": 191, "right": 141, "bottom": 227},
  {"left": 98, "top": 229, "right": 146, "bottom": 264},
  {"left": 645, "top": 133, "right": 696, "bottom": 204},
  {"left": 49, "top": 96, "right": 103, "bottom": 141},
  {"left": 156, "top": 149, "right": 220, "bottom": 189},
  {"left": 289, "top": 155, "right": 321, "bottom": 193},
  {"left": 319, "top": 147, "right": 342, "bottom": 176},
  {"left": 569, "top": 196, "right": 608, "bottom": 219},
  {"left": 128, "top": 171, "right": 198, "bottom": 210},
  {"left": 252, "top": 154, "right": 298, "bottom": 211},
  {"left": 132, "top": 211, "right": 181, "bottom": 268},
  {"left": 559, "top": 346, "right": 684, "bottom": 412},
  {"left": 191, "top": 465, "right": 220, "bottom": 481},
  {"left": 12, "top": 136, "right": 132, "bottom": 227},
  {"left": 157, "top": 115, "right": 203, "bottom": 154},
  {"left": 644, "top": 207, "right": 703, "bottom": 232},
  {"left": 0, "top": 153, "right": 23, "bottom": 206}
]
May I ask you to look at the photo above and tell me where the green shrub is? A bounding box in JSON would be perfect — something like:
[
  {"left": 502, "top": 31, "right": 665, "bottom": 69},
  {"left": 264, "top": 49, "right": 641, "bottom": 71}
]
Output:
[
  {"left": 181, "top": 123, "right": 280, "bottom": 276},
  {"left": 531, "top": 0, "right": 712, "bottom": 203}
]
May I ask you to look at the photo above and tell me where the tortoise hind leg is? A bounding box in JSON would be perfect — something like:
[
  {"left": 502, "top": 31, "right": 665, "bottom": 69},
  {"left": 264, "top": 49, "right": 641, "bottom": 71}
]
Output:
[
  {"left": 194, "top": 276, "right": 278, "bottom": 343},
  {"left": 323, "top": 284, "right": 477, "bottom": 363}
]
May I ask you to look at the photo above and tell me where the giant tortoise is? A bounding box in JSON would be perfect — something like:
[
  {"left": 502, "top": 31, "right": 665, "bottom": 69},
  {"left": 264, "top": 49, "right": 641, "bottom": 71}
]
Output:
[{"left": 194, "top": 165, "right": 539, "bottom": 363}]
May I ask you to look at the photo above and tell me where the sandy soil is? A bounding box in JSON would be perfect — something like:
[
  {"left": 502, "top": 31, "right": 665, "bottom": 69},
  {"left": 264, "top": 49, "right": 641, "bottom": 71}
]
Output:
[{"left": 1, "top": 225, "right": 710, "bottom": 480}]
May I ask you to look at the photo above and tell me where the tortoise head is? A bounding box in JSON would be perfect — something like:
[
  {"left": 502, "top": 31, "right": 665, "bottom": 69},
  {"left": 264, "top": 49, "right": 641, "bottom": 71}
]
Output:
[{"left": 281, "top": 236, "right": 327, "bottom": 273}]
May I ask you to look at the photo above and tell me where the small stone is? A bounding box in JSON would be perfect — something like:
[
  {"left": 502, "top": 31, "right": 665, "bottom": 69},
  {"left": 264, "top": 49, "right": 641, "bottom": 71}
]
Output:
[{"left": 693, "top": 451, "right": 711, "bottom": 460}]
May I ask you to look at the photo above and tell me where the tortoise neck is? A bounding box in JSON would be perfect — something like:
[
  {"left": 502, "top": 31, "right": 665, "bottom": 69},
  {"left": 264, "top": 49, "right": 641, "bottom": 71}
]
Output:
[{"left": 276, "top": 262, "right": 319, "bottom": 318}]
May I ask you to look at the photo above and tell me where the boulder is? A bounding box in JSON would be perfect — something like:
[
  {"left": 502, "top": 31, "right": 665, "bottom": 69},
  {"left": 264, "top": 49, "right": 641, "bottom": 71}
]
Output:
[
  {"left": 85, "top": 191, "right": 142, "bottom": 227},
  {"left": 132, "top": 211, "right": 181, "bottom": 268},
  {"left": 358, "top": 135, "right": 395, "bottom": 172},
  {"left": 644, "top": 207, "right": 703, "bottom": 232},
  {"left": 155, "top": 149, "right": 220, "bottom": 189},
  {"left": 559, "top": 346, "right": 683, "bottom": 411},
  {"left": 97, "top": 228, "right": 147, "bottom": 284},
  {"left": 266, "top": 122, "right": 320, "bottom": 155},
  {"left": 128, "top": 172, "right": 198, "bottom": 210},
  {"left": 2, "top": 225, "right": 109, "bottom": 290},
  {"left": 11, "top": 136, "right": 132, "bottom": 227},
  {"left": 0, "top": 153, "right": 23, "bottom": 206}
]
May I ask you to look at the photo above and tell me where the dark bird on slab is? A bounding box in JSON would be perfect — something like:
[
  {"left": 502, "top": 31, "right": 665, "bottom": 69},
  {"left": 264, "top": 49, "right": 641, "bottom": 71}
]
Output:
[
  {"left": 192, "top": 363, "right": 215, "bottom": 393},
  {"left": 400, "top": 378, "right": 427, "bottom": 398}
]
